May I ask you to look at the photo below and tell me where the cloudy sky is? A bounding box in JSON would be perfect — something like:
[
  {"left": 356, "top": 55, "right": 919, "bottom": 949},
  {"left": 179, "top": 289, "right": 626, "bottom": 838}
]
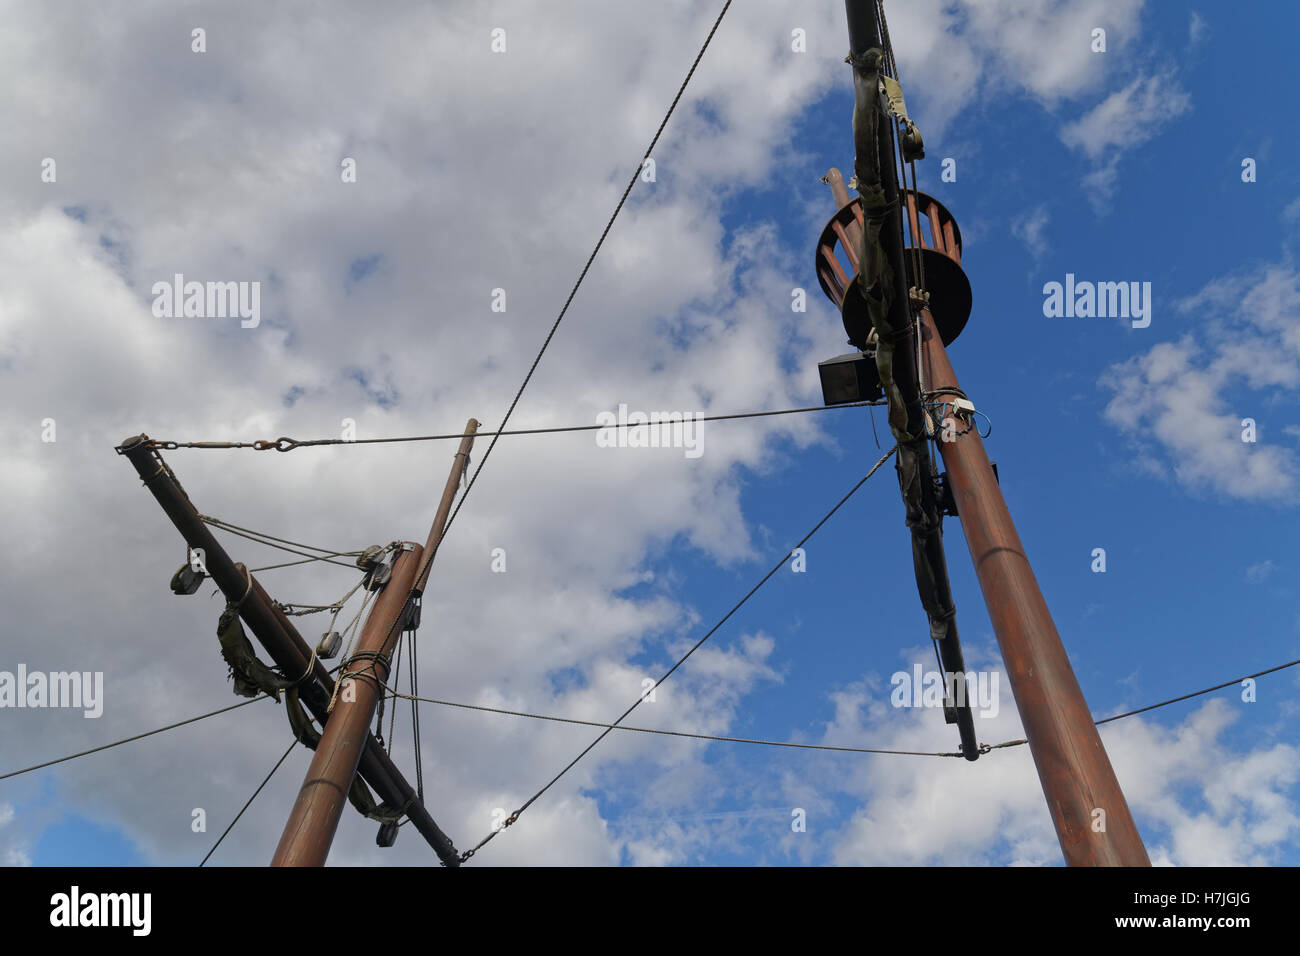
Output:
[{"left": 1, "top": 0, "right": 1297, "bottom": 867}]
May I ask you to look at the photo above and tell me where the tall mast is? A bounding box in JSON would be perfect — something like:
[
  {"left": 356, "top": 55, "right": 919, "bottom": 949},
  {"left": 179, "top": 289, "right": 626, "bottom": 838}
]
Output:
[{"left": 816, "top": 1, "right": 1151, "bottom": 865}]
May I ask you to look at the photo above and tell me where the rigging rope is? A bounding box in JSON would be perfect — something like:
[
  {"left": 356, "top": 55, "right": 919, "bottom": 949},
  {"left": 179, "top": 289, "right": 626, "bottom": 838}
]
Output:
[
  {"left": 454, "top": 444, "right": 899, "bottom": 862},
  {"left": 199, "top": 516, "right": 363, "bottom": 558},
  {"left": 200, "top": 515, "right": 361, "bottom": 569},
  {"left": 199, "top": 739, "right": 297, "bottom": 866},
  {"left": 8, "top": 653, "right": 1298, "bottom": 785},
  {"left": 387, "top": 1, "right": 732, "bottom": 551},
  {"left": 146, "top": 400, "right": 882, "bottom": 453},
  {"left": 387, "top": 691, "right": 962, "bottom": 757},
  {"left": 0, "top": 695, "right": 274, "bottom": 781},
  {"left": 984, "top": 656, "right": 1300, "bottom": 750}
]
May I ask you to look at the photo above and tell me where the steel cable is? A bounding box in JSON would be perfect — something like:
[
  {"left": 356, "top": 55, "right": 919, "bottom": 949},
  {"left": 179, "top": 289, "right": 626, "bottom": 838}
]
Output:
[{"left": 455, "top": 444, "right": 898, "bottom": 862}]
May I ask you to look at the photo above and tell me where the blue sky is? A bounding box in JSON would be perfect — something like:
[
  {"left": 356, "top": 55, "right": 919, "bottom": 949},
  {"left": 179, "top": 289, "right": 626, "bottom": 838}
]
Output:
[
  {"left": 571, "top": 1, "right": 1300, "bottom": 865},
  {"left": 1, "top": 1, "right": 1297, "bottom": 867}
]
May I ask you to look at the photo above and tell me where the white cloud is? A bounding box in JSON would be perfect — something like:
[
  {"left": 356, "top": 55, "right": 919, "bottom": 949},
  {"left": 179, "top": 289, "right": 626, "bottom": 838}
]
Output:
[
  {"left": 870, "top": 3, "right": 1183, "bottom": 216},
  {"left": 1246, "top": 560, "right": 1275, "bottom": 582},
  {"left": 1060, "top": 71, "right": 1191, "bottom": 207},
  {"left": 0, "top": 803, "right": 30, "bottom": 867},
  {"left": 1011, "top": 204, "right": 1050, "bottom": 259},
  {"left": 0, "top": 0, "right": 850, "bottom": 867},
  {"left": 812, "top": 654, "right": 1297, "bottom": 866},
  {"left": 0, "top": 0, "right": 1263, "bottom": 869},
  {"left": 1104, "top": 700, "right": 1299, "bottom": 865},
  {"left": 1060, "top": 72, "right": 1189, "bottom": 160},
  {"left": 1101, "top": 264, "right": 1300, "bottom": 501},
  {"left": 882, "top": 0, "right": 1146, "bottom": 134}
]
